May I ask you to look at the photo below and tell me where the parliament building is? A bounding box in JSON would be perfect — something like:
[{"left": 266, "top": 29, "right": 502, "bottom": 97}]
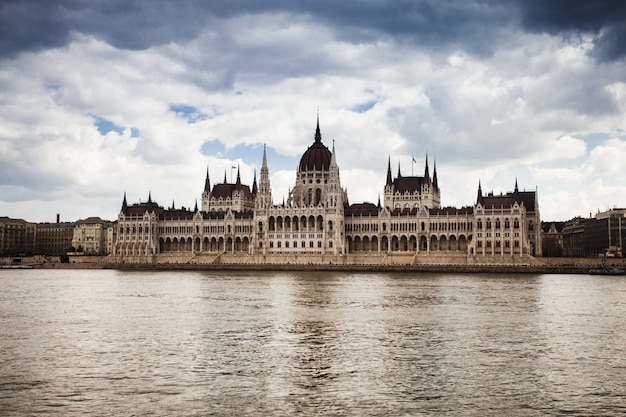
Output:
[{"left": 113, "top": 118, "right": 541, "bottom": 265}]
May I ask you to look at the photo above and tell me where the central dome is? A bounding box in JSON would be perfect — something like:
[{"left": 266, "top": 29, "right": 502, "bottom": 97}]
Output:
[{"left": 298, "top": 119, "right": 331, "bottom": 172}]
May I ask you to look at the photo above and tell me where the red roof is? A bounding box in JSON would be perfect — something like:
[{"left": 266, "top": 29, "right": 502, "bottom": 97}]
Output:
[
  {"left": 211, "top": 183, "right": 253, "bottom": 199},
  {"left": 479, "top": 191, "right": 537, "bottom": 211},
  {"left": 347, "top": 202, "right": 379, "bottom": 216},
  {"left": 393, "top": 176, "right": 428, "bottom": 193}
]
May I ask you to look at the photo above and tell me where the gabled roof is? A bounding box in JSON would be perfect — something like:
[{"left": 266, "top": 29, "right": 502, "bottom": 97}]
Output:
[
  {"left": 479, "top": 191, "right": 536, "bottom": 211},
  {"left": 346, "top": 202, "right": 379, "bottom": 216},
  {"left": 393, "top": 176, "right": 428, "bottom": 193},
  {"left": 211, "top": 183, "right": 253, "bottom": 199},
  {"left": 123, "top": 201, "right": 164, "bottom": 217}
]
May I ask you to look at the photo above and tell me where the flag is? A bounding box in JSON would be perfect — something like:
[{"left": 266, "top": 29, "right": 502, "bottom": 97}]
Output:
[
  {"left": 412, "top": 156, "right": 416, "bottom": 163},
  {"left": 232, "top": 165, "right": 236, "bottom": 169}
]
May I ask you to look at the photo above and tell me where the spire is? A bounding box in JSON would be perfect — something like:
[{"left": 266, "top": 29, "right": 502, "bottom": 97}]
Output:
[
  {"left": 171, "top": 199, "right": 175, "bottom": 210},
  {"left": 121, "top": 192, "right": 128, "bottom": 213},
  {"left": 377, "top": 194, "right": 382, "bottom": 209},
  {"left": 477, "top": 180, "right": 483, "bottom": 203},
  {"left": 204, "top": 166, "right": 211, "bottom": 193},
  {"left": 147, "top": 191, "right": 152, "bottom": 204},
  {"left": 424, "top": 154, "right": 430, "bottom": 182},
  {"left": 386, "top": 156, "right": 393, "bottom": 186},
  {"left": 252, "top": 168, "right": 258, "bottom": 195},
  {"left": 223, "top": 170, "right": 227, "bottom": 184},
  {"left": 194, "top": 199, "right": 198, "bottom": 212},
  {"left": 432, "top": 159, "right": 438, "bottom": 189},
  {"left": 236, "top": 164, "right": 241, "bottom": 186},
  {"left": 262, "top": 143, "right": 268, "bottom": 168},
  {"left": 397, "top": 161, "right": 402, "bottom": 178},
  {"left": 514, "top": 178, "right": 519, "bottom": 193},
  {"left": 314, "top": 111, "right": 322, "bottom": 143},
  {"left": 329, "top": 138, "right": 338, "bottom": 169}
]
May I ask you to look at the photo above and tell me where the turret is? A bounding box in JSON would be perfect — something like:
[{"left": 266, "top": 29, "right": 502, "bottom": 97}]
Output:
[
  {"left": 251, "top": 169, "right": 258, "bottom": 196},
  {"left": 204, "top": 166, "right": 211, "bottom": 193}
]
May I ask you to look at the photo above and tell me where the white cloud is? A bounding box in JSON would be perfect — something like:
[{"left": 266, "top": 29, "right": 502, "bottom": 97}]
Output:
[{"left": 1, "top": 11, "right": 626, "bottom": 225}]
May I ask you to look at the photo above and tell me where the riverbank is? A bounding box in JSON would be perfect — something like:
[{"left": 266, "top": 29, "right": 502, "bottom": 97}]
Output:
[
  {"left": 5, "top": 255, "right": 622, "bottom": 274},
  {"left": 28, "top": 261, "right": 619, "bottom": 275}
]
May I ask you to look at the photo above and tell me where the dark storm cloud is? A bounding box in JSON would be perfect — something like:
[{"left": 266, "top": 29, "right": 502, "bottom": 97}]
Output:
[
  {"left": 517, "top": 0, "right": 626, "bottom": 61},
  {"left": 4, "top": 0, "right": 624, "bottom": 61},
  {"left": 0, "top": 0, "right": 512, "bottom": 59}
]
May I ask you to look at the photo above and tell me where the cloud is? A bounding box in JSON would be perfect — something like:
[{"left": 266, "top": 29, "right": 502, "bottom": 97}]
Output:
[{"left": 1, "top": 1, "right": 626, "bottom": 224}]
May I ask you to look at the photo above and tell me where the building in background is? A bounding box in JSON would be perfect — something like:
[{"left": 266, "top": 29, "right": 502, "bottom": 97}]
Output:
[
  {"left": 0, "top": 217, "right": 36, "bottom": 257},
  {"left": 72, "top": 217, "right": 114, "bottom": 255},
  {"left": 541, "top": 221, "right": 564, "bottom": 257},
  {"left": 584, "top": 208, "right": 625, "bottom": 258},
  {"left": 36, "top": 214, "right": 75, "bottom": 256}
]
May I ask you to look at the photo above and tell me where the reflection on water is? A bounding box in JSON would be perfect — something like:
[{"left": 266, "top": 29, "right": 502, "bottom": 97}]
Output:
[{"left": 0, "top": 270, "right": 624, "bottom": 416}]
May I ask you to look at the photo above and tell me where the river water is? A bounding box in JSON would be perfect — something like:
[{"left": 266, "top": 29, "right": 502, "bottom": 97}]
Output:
[{"left": 0, "top": 269, "right": 624, "bottom": 416}]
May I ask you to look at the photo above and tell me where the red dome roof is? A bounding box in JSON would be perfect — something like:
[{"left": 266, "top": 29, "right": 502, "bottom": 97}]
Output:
[{"left": 298, "top": 119, "right": 331, "bottom": 172}]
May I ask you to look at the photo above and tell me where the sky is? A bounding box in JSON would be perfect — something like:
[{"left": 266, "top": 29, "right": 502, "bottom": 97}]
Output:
[{"left": 1, "top": 0, "right": 625, "bottom": 223}]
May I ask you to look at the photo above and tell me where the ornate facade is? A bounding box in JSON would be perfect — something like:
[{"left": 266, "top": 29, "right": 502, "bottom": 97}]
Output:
[{"left": 113, "top": 118, "right": 541, "bottom": 263}]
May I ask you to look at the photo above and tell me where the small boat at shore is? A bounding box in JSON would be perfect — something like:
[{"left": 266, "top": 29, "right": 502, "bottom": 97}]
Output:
[{"left": 589, "top": 259, "right": 625, "bottom": 276}]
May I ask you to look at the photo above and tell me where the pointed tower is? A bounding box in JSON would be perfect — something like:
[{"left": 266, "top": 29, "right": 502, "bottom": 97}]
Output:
[
  {"left": 251, "top": 169, "right": 258, "bottom": 196},
  {"left": 256, "top": 144, "right": 272, "bottom": 210},
  {"left": 147, "top": 191, "right": 152, "bottom": 204},
  {"left": 385, "top": 156, "right": 393, "bottom": 187},
  {"left": 477, "top": 180, "right": 483, "bottom": 204},
  {"left": 424, "top": 154, "right": 430, "bottom": 183},
  {"left": 121, "top": 192, "right": 128, "bottom": 213},
  {"left": 201, "top": 166, "right": 212, "bottom": 212},
  {"left": 325, "top": 138, "right": 346, "bottom": 209},
  {"left": 314, "top": 111, "right": 322, "bottom": 143},
  {"left": 432, "top": 159, "right": 438, "bottom": 190}
]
